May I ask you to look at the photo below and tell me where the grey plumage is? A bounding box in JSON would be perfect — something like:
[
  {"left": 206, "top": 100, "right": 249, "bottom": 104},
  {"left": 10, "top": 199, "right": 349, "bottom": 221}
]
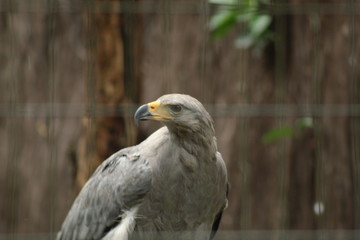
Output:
[{"left": 57, "top": 94, "right": 228, "bottom": 240}]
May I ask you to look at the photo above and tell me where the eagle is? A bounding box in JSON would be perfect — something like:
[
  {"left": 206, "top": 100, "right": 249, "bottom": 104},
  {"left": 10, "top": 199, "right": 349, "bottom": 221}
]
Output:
[{"left": 57, "top": 94, "right": 228, "bottom": 240}]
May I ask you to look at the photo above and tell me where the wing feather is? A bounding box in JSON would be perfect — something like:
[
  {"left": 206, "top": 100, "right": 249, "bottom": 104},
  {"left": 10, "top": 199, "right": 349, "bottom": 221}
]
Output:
[
  {"left": 209, "top": 152, "right": 229, "bottom": 240},
  {"left": 57, "top": 147, "right": 152, "bottom": 240}
]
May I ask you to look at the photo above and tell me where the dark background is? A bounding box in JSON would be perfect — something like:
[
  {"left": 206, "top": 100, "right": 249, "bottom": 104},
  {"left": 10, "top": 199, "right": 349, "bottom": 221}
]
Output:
[{"left": 0, "top": 0, "right": 360, "bottom": 238}]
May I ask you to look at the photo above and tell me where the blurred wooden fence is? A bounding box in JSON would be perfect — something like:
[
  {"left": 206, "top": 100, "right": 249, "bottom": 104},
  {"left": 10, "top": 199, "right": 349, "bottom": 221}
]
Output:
[{"left": 0, "top": 0, "right": 360, "bottom": 239}]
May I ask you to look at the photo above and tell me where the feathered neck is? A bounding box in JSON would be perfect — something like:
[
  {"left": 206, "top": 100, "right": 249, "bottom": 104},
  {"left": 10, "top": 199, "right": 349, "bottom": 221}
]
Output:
[{"left": 168, "top": 123, "right": 217, "bottom": 160}]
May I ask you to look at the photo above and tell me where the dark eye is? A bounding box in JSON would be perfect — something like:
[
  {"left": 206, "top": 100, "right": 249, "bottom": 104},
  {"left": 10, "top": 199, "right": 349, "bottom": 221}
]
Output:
[{"left": 169, "top": 104, "right": 182, "bottom": 113}]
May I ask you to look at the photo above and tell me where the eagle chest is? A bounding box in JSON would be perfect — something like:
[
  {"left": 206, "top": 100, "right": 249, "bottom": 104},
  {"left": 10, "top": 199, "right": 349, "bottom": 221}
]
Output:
[{"left": 136, "top": 152, "right": 220, "bottom": 231}]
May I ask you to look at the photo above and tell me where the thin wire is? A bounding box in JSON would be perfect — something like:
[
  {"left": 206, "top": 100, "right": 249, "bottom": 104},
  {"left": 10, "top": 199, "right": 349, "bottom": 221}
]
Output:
[
  {"left": 1, "top": 103, "right": 360, "bottom": 117},
  {"left": 85, "top": 0, "right": 97, "bottom": 190},
  {"left": 161, "top": 0, "right": 172, "bottom": 93},
  {"left": 310, "top": 3, "right": 326, "bottom": 234},
  {"left": 1, "top": 230, "right": 360, "bottom": 240},
  {"left": 199, "top": 0, "right": 210, "bottom": 102},
  {"left": 3, "top": 1, "right": 360, "bottom": 15},
  {"left": 273, "top": 0, "right": 290, "bottom": 231},
  {"left": 46, "top": 0, "right": 58, "bottom": 237},
  {"left": 123, "top": 0, "right": 138, "bottom": 101},
  {"left": 237, "top": 18, "right": 251, "bottom": 230},
  {"left": 4, "top": 1, "right": 21, "bottom": 236},
  {"left": 348, "top": 0, "right": 360, "bottom": 229},
  {"left": 238, "top": 115, "right": 251, "bottom": 229}
]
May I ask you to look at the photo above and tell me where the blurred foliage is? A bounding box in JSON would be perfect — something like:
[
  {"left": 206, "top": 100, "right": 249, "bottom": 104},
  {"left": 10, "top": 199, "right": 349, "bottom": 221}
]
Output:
[
  {"left": 262, "top": 117, "right": 314, "bottom": 143},
  {"left": 209, "top": 0, "right": 273, "bottom": 49}
]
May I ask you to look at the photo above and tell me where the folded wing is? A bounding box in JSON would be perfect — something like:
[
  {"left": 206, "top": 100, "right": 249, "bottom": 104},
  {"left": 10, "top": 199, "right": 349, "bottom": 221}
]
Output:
[{"left": 57, "top": 148, "right": 152, "bottom": 240}]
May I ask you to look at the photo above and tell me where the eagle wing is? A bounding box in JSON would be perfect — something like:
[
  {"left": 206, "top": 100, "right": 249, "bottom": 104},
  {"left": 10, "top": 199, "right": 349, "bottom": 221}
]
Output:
[
  {"left": 210, "top": 151, "right": 229, "bottom": 240},
  {"left": 57, "top": 147, "right": 152, "bottom": 240}
]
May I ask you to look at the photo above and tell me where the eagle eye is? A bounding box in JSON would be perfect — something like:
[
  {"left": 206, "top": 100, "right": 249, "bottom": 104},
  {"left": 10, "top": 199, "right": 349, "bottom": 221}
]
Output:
[{"left": 169, "top": 104, "right": 182, "bottom": 113}]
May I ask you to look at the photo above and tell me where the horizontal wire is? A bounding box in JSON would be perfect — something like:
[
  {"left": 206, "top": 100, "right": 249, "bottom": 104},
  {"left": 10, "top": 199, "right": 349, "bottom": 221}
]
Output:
[
  {"left": 0, "top": 103, "right": 359, "bottom": 118},
  {"left": 1, "top": 230, "right": 360, "bottom": 240},
  {"left": 0, "top": 1, "right": 360, "bottom": 15}
]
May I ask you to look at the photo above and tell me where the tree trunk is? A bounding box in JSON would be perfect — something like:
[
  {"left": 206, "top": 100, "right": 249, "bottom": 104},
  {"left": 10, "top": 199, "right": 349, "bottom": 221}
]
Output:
[{"left": 76, "top": 8, "right": 136, "bottom": 189}]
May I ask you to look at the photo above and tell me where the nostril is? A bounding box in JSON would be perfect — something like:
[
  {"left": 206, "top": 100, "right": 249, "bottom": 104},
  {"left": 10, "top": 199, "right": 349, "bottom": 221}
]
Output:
[{"left": 148, "top": 101, "right": 159, "bottom": 110}]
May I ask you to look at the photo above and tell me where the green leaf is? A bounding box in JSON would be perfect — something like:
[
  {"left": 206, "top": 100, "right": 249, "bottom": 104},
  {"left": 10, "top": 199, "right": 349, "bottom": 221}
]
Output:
[
  {"left": 250, "top": 15, "right": 272, "bottom": 37},
  {"left": 209, "top": 0, "right": 273, "bottom": 49},
  {"left": 234, "top": 14, "right": 272, "bottom": 49},
  {"left": 262, "top": 127, "right": 295, "bottom": 143},
  {"left": 209, "top": 0, "right": 238, "bottom": 4},
  {"left": 210, "top": 11, "right": 238, "bottom": 39},
  {"left": 235, "top": 31, "right": 256, "bottom": 48},
  {"left": 297, "top": 117, "right": 314, "bottom": 129}
]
